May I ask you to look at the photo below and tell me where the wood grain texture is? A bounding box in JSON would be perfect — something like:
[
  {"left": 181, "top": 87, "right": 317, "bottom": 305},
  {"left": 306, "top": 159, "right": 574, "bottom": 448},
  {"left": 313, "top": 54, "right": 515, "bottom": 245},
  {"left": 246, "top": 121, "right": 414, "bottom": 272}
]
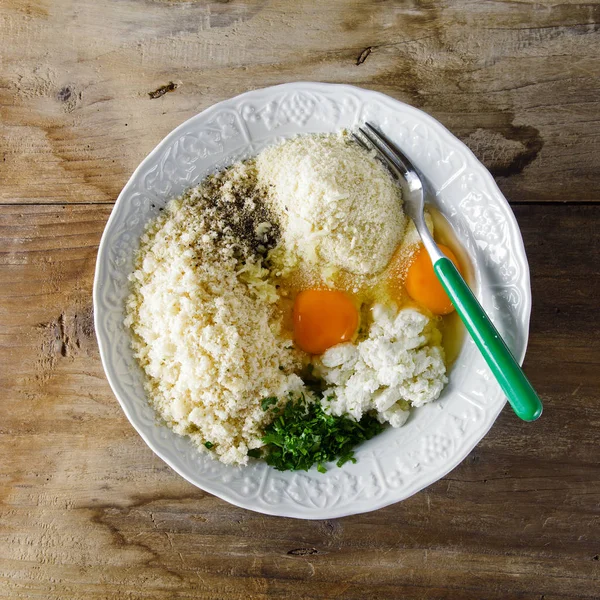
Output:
[
  {"left": 1, "top": 0, "right": 599, "bottom": 205},
  {"left": 1, "top": 204, "right": 599, "bottom": 599},
  {"left": 1, "top": 0, "right": 600, "bottom": 598}
]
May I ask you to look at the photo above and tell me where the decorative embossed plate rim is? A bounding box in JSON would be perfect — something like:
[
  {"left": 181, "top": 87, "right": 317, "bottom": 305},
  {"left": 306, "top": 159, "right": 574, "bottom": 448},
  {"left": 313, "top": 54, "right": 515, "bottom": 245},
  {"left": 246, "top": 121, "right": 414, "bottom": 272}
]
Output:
[{"left": 94, "top": 83, "right": 531, "bottom": 519}]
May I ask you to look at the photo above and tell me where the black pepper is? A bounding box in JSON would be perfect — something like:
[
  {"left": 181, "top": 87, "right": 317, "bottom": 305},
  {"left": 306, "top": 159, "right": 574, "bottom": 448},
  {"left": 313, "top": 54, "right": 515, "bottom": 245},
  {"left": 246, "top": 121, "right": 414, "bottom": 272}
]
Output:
[{"left": 198, "top": 161, "right": 281, "bottom": 262}]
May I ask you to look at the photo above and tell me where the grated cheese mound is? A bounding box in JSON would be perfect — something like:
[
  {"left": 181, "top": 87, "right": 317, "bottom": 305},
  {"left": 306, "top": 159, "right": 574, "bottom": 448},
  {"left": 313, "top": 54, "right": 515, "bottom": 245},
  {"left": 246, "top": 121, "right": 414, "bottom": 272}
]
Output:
[
  {"left": 256, "top": 132, "right": 405, "bottom": 276},
  {"left": 124, "top": 165, "right": 304, "bottom": 465},
  {"left": 315, "top": 306, "right": 447, "bottom": 428}
]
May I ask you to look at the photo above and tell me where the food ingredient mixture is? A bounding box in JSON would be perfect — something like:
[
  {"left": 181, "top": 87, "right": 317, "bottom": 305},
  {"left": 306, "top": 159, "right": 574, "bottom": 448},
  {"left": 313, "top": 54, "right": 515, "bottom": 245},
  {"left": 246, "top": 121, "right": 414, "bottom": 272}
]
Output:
[{"left": 125, "top": 131, "right": 456, "bottom": 470}]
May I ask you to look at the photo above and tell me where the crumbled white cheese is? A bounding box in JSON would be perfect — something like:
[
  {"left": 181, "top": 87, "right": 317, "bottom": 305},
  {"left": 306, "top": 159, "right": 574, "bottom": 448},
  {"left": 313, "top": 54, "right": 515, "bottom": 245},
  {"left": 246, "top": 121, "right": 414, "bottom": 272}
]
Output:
[
  {"left": 256, "top": 132, "right": 405, "bottom": 276},
  {"left": 315, "top": 306, "right": 447, "bottom": 427}
]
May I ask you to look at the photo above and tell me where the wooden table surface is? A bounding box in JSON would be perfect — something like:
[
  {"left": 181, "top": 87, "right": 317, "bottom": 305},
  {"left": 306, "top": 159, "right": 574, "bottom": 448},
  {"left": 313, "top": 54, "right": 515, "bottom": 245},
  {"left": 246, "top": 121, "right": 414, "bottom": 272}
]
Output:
[{"left": 1, "top": 1, "right": 599, "bottom": 598}]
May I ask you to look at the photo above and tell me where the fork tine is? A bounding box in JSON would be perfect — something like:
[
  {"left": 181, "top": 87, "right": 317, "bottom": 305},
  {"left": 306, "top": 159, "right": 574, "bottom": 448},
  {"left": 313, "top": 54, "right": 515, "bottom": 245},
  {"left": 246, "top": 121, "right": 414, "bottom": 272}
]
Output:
[
  {"left": 364, "top": 122, "right": 415, "bottom": 173},
  {"left": 358, "top": 126, "right": 407, "bottom": 178},
  {"left": 351, "top": 132, "right": 370, "bottom": 151},
  {"left": 355, "top": 127, "right": 401, "bottom": 179}
]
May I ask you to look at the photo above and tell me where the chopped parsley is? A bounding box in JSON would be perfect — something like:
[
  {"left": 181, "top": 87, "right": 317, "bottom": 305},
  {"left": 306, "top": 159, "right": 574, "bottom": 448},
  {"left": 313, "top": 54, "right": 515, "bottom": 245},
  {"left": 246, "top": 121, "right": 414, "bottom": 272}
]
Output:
[
  {"left": 258, "top": 394, "right": 384, "bottom": 473},
  {"left": 260, "top": 396, "right": 278, "bottom": 411},
  {"left": 204, "top": 441, "right": 214, "bottom": 449}
]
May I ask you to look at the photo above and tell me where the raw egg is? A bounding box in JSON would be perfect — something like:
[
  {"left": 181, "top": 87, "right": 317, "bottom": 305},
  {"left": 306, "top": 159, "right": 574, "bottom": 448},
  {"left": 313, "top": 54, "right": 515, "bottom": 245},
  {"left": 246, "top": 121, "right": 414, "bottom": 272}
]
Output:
[
  {"left": 293, "top": 289, "right": 359, "bottom": 355},
  {"left": 404, "top": 244, "right": 461, "bottom": 315}
]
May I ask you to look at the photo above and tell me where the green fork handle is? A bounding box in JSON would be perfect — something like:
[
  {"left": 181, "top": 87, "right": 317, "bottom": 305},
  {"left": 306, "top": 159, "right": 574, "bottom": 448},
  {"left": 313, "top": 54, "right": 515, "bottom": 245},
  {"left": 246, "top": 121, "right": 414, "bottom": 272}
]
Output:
[{"left": 434, "top": 257, "right": 543, "bottom": 422}]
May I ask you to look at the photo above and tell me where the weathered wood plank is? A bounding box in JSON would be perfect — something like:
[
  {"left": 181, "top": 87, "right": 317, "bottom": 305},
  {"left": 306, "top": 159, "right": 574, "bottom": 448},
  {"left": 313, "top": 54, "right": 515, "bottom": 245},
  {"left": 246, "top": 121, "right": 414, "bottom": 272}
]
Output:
[
  {"left": 1, "top": 0, "right": 599, "bottom": 205},
  {"left": 2, "top": 1, "right": 599, "bottom": 597},
  {"left": 0, "top": 203, "right": 598, "bottom": 599}
]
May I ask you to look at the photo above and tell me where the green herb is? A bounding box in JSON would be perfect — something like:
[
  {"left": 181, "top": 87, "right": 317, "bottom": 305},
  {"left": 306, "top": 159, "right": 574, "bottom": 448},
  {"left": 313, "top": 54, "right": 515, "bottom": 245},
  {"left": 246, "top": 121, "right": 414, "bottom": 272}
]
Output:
[
  {"left": 336, "top": 452, "right": 357, "bottom": 468},
  {"left": 260, "top": 394, "right": 384, "bottom": 473},
  {"left": 301, "top": 364, "right": 325, "bottom": 396},
  {"left": 247, "top": 448, "right": 262, "bottom": 459},
  {"left": 261, "top": 396, "right": 278, "bottom": 411},
  {"left": 204, "top": 441, "right": 214, "bottom": 449}
]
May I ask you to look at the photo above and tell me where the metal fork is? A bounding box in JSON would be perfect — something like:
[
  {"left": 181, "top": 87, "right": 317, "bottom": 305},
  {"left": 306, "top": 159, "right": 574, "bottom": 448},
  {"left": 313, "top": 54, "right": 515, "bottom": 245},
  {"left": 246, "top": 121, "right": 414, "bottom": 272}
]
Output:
[{"left": 354, "top": 122, "right": 542, "bottom": 422}]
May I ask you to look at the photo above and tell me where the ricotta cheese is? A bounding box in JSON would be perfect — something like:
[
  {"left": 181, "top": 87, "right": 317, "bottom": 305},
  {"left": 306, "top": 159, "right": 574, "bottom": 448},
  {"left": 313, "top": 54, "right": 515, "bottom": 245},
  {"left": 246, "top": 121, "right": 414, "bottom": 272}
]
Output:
[{"left": 315, "top": 305, "right": 448, "bottom": 427}]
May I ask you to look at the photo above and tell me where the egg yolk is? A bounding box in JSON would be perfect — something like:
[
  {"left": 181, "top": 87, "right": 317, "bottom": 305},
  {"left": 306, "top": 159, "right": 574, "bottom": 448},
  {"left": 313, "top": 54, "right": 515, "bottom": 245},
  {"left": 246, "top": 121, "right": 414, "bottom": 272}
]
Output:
[
  {"left": 293, "top": 289, "right": 359, "bottom": 355},
  {"left": 404, "top": 244, "right": 461, "bottom": 315}
]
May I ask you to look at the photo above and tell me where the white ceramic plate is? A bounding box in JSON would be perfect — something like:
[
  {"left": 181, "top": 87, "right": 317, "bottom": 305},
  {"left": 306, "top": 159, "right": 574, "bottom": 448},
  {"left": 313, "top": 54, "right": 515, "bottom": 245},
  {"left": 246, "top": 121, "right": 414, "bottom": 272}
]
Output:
[{"left": 94, "top": 82, "right": 531, "bottom": 519}]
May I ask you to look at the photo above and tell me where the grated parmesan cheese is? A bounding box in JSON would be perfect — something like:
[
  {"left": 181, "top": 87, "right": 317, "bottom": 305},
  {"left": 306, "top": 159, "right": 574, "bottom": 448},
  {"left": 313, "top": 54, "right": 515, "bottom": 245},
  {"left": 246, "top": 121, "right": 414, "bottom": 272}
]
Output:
[{"left": 256, "top": 132, "right": 405, "bottom": 276}]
